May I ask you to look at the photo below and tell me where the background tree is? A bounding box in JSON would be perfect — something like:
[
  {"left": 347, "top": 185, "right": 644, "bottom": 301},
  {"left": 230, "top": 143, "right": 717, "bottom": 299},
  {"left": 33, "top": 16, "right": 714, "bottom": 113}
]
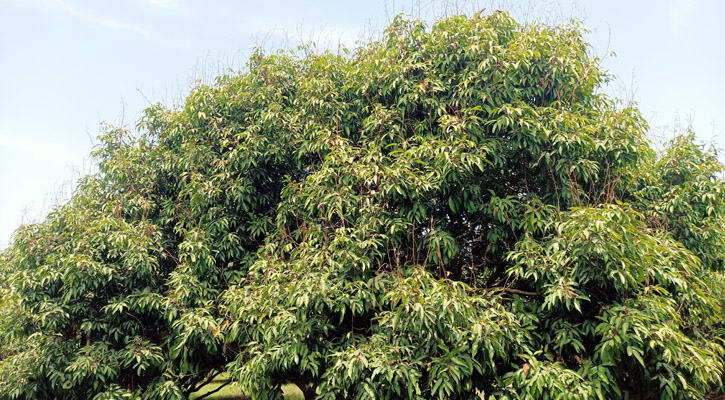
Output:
[{"left": 1, "top": 11, "right": 723, "bottom": 400}]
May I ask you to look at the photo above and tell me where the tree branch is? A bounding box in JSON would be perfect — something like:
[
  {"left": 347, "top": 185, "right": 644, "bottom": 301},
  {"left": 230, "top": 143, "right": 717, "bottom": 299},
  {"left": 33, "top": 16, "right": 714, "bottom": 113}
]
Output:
[
  {"left": 194, "top": 380, "right": 234, "bottom": 400},
  {"left": 186, "top": 370, "right": 223, "bottom": 397},
  {"left": 488, "top": 287, "right": 539, "bottom": 296}
]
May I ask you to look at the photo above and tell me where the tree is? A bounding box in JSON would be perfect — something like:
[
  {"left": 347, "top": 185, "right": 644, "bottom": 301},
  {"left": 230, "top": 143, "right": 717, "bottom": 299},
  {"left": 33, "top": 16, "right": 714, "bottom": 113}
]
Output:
[{"left": 1, "top": 11, "right": 723, "bottom": 400}]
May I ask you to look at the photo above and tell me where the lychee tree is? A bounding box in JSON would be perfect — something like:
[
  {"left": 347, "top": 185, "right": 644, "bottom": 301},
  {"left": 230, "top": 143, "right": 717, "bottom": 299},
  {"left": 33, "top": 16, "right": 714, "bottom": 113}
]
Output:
[{"left": 1, "top": 11, "right": 723, "bottom": 400}]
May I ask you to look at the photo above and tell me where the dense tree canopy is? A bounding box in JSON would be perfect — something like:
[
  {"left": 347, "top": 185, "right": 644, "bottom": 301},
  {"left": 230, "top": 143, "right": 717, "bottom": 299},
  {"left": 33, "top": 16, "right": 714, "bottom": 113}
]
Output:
[{"left": 1, "top": 11, "right": 724, "bottom": 400}]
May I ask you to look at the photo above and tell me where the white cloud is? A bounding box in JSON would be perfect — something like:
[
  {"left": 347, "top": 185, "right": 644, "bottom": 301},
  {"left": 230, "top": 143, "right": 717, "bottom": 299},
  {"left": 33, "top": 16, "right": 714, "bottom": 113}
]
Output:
[
  {"left": 668, "top": 0, "right": 695, "bottom": 37},
  {"left": 38, "top": 0, "right": 150, "bottom": 35},
  {"left": 145, "top": 0, "right": 179, "bottom": 8}
]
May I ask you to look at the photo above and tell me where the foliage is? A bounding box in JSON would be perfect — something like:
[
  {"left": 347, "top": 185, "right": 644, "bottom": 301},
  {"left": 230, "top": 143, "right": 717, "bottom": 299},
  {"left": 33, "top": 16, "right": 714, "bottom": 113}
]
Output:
[
  {"left": 1, "top": 11, "right": 724, "bottom": 400},
  {"left": 633, "top": 133, "right": 725, "bottom": 272}
]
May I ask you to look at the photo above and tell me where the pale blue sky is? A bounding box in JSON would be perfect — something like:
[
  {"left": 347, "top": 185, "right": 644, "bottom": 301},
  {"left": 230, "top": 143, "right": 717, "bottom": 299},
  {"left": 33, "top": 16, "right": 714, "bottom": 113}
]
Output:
[{"left": 1, "top": 0, "right": 723, "bottom": 248}]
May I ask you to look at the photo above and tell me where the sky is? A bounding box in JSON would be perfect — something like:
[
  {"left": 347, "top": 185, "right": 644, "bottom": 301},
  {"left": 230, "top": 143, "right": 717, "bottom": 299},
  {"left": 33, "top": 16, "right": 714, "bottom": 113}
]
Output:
[{"left": 0, "top": 0, "right": 723, "bottom": 249}]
